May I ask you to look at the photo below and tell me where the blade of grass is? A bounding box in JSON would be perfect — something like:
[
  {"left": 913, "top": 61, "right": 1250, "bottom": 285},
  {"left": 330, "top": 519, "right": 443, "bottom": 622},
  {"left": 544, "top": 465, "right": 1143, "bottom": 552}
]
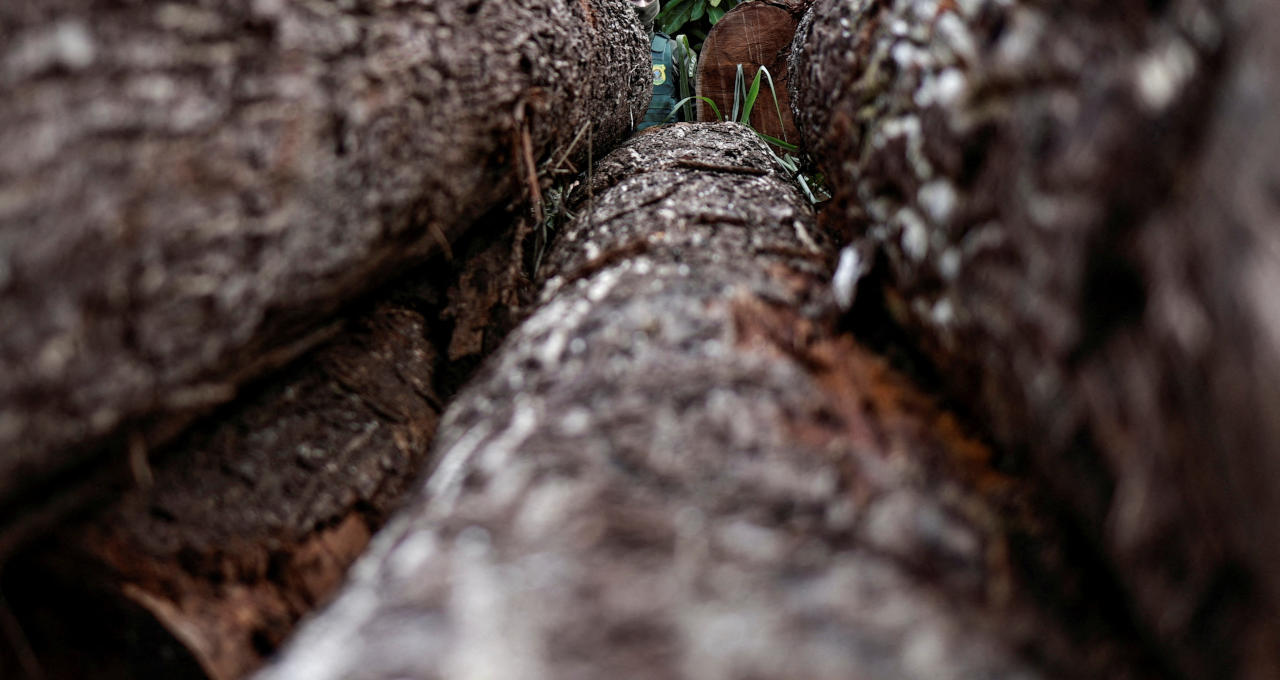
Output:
[
  {"left": 771, "top": 150, "right": 798, "bottom": 173},
  {"left": 731, "top": 64, "right": 744, "bottom": 122},
  {"left": 665, "top": 96, "right": 722, "bottom": 123},
  {"left": 756, "top": 132, "right": 799, "bottom": 152},
  {"left": 795, "top": 172, "right": 818, "bottom": 204},
  {"left": 760, "top": 146, "right": 823, "bottom": 205},
  {"left": 739, "top": 66, "right": 763, "bottom": 124},
  {"left": 676, "top": 35, "right": 697, "bottom": 120},
  {"left": 755, "top": 65, "right": 789, "bottom": 144}
]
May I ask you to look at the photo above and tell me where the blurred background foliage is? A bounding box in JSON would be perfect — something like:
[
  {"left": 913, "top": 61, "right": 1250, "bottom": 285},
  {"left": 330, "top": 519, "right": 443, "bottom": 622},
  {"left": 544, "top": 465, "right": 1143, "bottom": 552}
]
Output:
[{"left": 657, "top": 0, "right": 741, "bottom": 51}]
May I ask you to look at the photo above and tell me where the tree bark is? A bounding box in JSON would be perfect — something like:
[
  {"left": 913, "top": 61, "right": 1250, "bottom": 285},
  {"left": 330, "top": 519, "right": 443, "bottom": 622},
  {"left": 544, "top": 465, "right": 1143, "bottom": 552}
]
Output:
[
  {"left": 1, "top": 216, "right": 526, "bottom": 680},
  {"left": 695, "top": 0, "right": 805, "bottom": 147},
  {"left": 0, "top": 0, "right": 649, "bottom": 530},
  {"left": 254, "top": 123, "right": 1156, "bottom": 680},
  {"left": 791, "top": 0, "right": 1280, "bottom": 677}
]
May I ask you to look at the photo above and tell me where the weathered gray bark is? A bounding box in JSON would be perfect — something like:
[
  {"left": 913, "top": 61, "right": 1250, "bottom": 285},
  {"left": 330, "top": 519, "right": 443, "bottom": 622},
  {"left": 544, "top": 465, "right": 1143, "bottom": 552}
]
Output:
[
  {"left": 791, "top": 0, "right": 1280, "bottom": 677},
  {"left": 0, "top": 0, "right": 649, "bottom": 529},
  {"left": 254, "top": 123, "right": 1157, "bottom": 680},
  {"left": 1, "top": 220, "right": 526, "bottom": 680}
]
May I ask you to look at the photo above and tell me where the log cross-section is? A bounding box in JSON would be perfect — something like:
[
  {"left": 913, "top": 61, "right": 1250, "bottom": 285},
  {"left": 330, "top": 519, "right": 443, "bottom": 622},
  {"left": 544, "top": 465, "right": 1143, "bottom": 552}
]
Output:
[{"left": 696, "top": 0, "right": 805, "bottom": 147}]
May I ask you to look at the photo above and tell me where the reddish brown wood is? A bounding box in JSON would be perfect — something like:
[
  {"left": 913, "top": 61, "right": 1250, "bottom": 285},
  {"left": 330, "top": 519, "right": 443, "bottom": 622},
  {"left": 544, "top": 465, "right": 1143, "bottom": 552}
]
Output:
[{"left": 696, "top": 1, "right": 804, "bottom": 147}]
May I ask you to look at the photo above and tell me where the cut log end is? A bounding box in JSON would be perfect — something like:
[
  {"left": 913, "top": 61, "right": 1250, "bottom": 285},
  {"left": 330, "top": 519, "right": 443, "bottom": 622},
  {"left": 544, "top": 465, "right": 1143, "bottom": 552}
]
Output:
[{"left": 696, "top": 1, "right": 804, "bottom": 148}]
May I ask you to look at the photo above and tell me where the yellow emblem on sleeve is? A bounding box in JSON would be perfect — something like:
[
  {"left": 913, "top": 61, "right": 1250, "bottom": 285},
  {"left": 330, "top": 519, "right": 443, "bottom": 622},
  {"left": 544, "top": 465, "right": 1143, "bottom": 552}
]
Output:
[{"left": 652, "top": 64, "right": 666, "bottom": 86}]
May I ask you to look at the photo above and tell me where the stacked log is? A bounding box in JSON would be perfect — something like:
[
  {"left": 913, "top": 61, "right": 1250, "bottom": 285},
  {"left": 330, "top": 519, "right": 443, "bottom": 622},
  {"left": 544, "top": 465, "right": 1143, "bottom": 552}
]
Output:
[
  {"left": 0, "top": 0, "right": 650, "bottom": 543},
  {"left": 2, "top": 220, "right": 525, "bottom": 679},
  {"left": 254, "top": 123, "right": 1157, "bottom": 680},
  {"left": 2, "top": 0, "right": 1275, "bottom": 675},
  {"left": 791, "top": 0, "right": 1280, "bottom": 677}
]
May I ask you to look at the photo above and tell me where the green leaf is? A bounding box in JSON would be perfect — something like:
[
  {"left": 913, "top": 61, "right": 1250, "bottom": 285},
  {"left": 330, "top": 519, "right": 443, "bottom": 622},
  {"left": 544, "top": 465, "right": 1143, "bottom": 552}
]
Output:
[
  {"left": 665, "top": 96, "right": 722, "bottom": 123},
  {"left": 676, "top": 35, "right": 698, "bottom": 119},
  {"left": 731, "top": 64, "right": 744, "bottom": 122},
  {"left": 655, "top": 0, "right": 690, "bottom": 27},
  {"left": 708, "top": 5, "right": 726, "bottom": 23},
  {"left": 739, "top": 66, "right": 762, "bottom": 124},
  {"left": 756, "top": 132, "right": 799, "bottom": 152},
  {"left": 676, "top": 34, "right": 696, "bottom": 77},
  {"left": 795, "top": 173, "right": 818, "bottom": 204},
  {"left": 661, "top": 0, "right": 695, "bottom": 35},
  {"left": 710, "top": 0, "right": 722, "bottom": 6},
  {"left": 755, "top": 65, "right": 790, "bottom": 144},
  {"left": 690, "top": 0, "right": 705, "bottom": 22}
]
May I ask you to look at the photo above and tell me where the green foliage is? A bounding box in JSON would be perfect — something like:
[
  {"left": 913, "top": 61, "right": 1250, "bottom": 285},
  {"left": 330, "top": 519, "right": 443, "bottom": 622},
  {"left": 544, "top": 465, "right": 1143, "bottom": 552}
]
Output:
[
  {"left": 743, "top": 68, "right": 820, "bottom": 204},
  {"left": 764, "top": 146, "right": 829, "bottom": 205},
  {"left": 657, "top": 0, "right": 741, "bottom": 51},
  {"left": 668, "top": 63, "right": 827, "bottom": 204},
  {"left": 652, "top": 7, "right": 829, "bottom": 206},
  {"left": 665, "top": 95, "right": 722, "bottom": 123},
  {"left": 726, "top": 64, "right": 794, "bottom": 150},
  {"left": 675, "top": 34, "right": 698, "bottom": 121}
]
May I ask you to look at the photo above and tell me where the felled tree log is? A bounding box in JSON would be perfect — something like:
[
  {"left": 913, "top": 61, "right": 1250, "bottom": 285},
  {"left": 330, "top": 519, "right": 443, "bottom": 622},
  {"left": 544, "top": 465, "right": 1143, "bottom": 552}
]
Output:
[
  {"left": 1, "top": 218, "right": 526, "bottom": 680},
  {"left": 791, "top": 0, "right": 1280, "bottom": 677},
  {"left": 696, "top": 0, "right": 805, "bottom": 147},
  {"left": 0, "top": 0, "right": 649, "bottom": 534},
  {"left": 255, "top": 123, "right": 1156, "bottom": 680}
]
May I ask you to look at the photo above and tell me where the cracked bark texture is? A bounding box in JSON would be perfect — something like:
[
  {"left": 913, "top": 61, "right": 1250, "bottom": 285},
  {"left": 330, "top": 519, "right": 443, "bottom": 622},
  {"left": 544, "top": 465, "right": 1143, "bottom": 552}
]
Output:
[
  {"left": 255, "top": 123, "right": 1155, "bottom": 680},
  {"left": 1, "top": 218, "right": 526, "bottom": 680},
  {"left": 0, "top": 0, "right": 649, "bottom": 530},
  {"left": 791, "top": 0, "right": 1280, "bottom": 677}
]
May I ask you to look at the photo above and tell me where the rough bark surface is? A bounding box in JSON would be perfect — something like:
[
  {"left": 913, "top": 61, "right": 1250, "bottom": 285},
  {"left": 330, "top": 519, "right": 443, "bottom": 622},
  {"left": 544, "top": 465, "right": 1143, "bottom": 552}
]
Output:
[
  {"left": 1, "top": 218, "right": 526, "bottom": 680},
  {"left": 0, "top": 0, "right": 649, "bottom": 526},
  {"left": 255, "top": 124, "right": 1156, "bottom": 680},
  {"left": 696, "top": 0, "right": 804, "bottom": 147},
  {"left": 791, "top": 0, "right": 1280, "bottom": 677}
]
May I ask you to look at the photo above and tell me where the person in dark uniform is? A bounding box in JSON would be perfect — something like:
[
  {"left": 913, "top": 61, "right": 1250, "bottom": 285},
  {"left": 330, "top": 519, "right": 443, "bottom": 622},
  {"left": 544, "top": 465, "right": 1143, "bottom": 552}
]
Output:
[{"left": 631, "top": 0, "right": 688, "bottom": 130}]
